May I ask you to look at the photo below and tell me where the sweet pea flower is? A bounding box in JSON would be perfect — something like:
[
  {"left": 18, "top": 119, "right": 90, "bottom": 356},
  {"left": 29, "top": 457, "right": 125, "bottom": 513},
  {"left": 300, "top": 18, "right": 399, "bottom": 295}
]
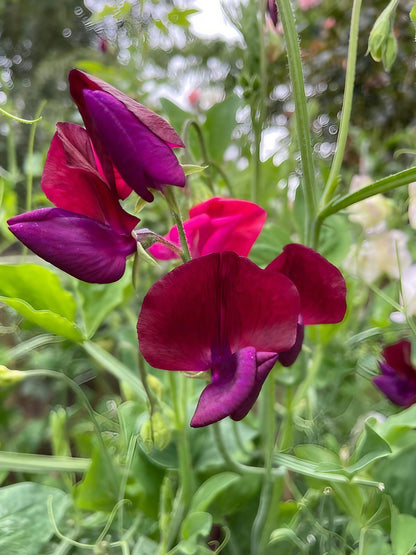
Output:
[
  {"left": 8, "top": 123, "right": 139, "bottom": 283},
  {"left": 267, "top": 0, "right": 278, "bottom": 26},
  {"left": 149, "top": 197, "right": 267, "bottom": 260},
  {"left": 138, "top": 245, "right": 346, "bottom": 427},
  {"left": 68, "top": 69, "right": 186, "bottom": 203},
  {"left": 374, "top": 340, "right": 416, "bottom": 407}
]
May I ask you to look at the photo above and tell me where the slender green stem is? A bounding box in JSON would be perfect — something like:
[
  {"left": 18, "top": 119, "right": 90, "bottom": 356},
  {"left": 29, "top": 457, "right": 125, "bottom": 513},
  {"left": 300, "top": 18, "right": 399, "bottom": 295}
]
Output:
[
  {"left": 0, "top": 451, "right": 89, "bottom": 473},
  {"left": 276, "top": 0, "right": 316, "bottom": 245},
  {"left": 169, "top": 373, "right": 195, "bottom": 505},
  {"left": 26, "top": 100, "right": 46, "bottom": 213},
  {"left": 182, "top": 119, "right": 215, "bottom": 193},
  {"left": 293, "top": 345, "right": 323, "bottom": 409},
  {"left": 164, "top": 187, "right": 191, "bottom": 262},
  {"left": 0, "top": 106, "right": 42, "bottom": 124},
  {"left": 313, "top": 165, "right": 416, "bottom": 246},
  {"left": 277, "top": 387, "right": 294, "bottom": 452},
  {"left": 250, "top": 375, "right": 276, "bottom": 555},
  {"left": 321, "top": 0, "right": 362, "bottom": 209}
]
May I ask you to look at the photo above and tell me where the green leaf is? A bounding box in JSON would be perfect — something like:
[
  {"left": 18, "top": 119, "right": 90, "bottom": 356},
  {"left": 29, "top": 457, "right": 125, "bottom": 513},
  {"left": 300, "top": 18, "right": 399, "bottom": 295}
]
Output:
[
  {"left": 0, "top": 264, "right": 84, "bottom": 341},
  {"left": 274, "top": 452, "right": 349, "bottom": 483},
  {"left": 182, "top": 164, "right": 207, "bottom": 176},
  {"left": 182, "top": 511, "right": 213, "bottom": 541},
  {"left": 391, "top": 503, "right": 416, "bottom": 555},
  {"left": 160, "top": 98, "right": 193, "bottom": 137},
  {"left": 374, "top": 404, "right": 416, "bottom": 448},
  {"left": 0, "top": 482, "right": 69, "bottom": 555},
  {"left": 190, "top": 472, "right": 240, "bottom": 513},
  {"left": 203, "top": 95, "right": 240, "bottom": 162},
  {"left": 76, "top": 272, "right": 132, "bottom": 338},
  {"left": 167, "top": 7, "right": 199, "bottom": 27},
  {"left": 319, "top": 215, "right": 351, "bottom": 266},
  {"left": 347, "top": 420, "right": 391, "bottom": 474}
]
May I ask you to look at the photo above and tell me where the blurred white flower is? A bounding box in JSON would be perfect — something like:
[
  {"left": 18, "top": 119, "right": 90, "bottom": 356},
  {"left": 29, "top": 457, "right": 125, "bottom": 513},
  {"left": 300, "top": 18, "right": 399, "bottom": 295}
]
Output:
[
  {"left": 391, "top": 264, "right": 416, "bottom": 323},
  {"left": 348, "top": 175, "right": 392, "bottom": 233},
  {"left": 408, "top": 182, "right": 416, "bottom": 230},
  {"left": 343, "top": 230, "right": 411, "bottom": 283}
]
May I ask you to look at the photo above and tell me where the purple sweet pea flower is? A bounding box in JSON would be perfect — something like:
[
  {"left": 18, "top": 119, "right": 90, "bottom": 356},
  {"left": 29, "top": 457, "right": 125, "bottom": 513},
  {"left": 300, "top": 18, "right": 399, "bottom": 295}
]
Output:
[
  {"left": 68, "top": 69, "right": 186, "bottom": 203},
  {"left": 137, "top": 245, "right": 347, "bottom": 427},
  {"left": 267, "top": 0, "right": 278, "bottom": 26},
  {"left": 374, "top": 340, "right": 416, "bottom": 406},
  {"left": 8, "top": 123, "right": 140, "bottom": 283}
]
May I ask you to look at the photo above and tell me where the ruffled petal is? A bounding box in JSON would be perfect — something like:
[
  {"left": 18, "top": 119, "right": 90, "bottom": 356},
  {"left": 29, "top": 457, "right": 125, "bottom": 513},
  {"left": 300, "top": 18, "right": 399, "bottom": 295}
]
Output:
[
  {"left": 190, "top": 347, "right": 258, "bottom": 427},
  {"left": 8, "top": 208, "right": 136, "bottom": 283},
  {"left": 83, "top": 90, "right": 185, "bottom": 202},
  {"left": 267, "top": 243, "right": 347, "bottom": 325}
]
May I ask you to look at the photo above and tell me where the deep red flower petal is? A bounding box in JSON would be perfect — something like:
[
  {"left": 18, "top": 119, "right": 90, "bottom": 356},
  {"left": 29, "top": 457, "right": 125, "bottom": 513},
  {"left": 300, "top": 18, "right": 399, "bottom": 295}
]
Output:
[
  {"left": 83, "top": 90, "right": 185, "bottom": 201},
  {"left": 190, "top": 346, "right": 258, "bottom": 427},
  {"left": 267, "top": 243, "right": 347, "bottom": 325},
  {"left": 8, "top": 208, "right": 136, "bottom": 283},
  {"left": 278, "top": 320, "right": 304, "bottom": 367},
  {"left": 42, "top": 123, "right": 139, "bottom": 234},
  {"left": 137, "top": 252, "right": 299, "bottom": 373}
]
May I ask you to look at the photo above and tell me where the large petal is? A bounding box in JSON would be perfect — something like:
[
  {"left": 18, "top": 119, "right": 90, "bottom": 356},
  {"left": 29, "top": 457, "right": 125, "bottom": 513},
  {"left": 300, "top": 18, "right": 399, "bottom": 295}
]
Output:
[
  {"left": 267, "top": 243, "right": 347, "bottom": 325},
  {"left": 138, "top": 253, "right": 221, "bottom": 373},
  {"left": 42, "top": 123, "right": 139, "bottom": 234},
  {"left": 220, "top": 253, "right": 299, "bottom": 354},
  {"left": 68, "top": 69, "right": 185, "bottom": 148},
  {"left": 8, "top": 208, "right": 136, "bottom": 284},
  {"left": 83, "top": 90, "right": 185, "bottom": 202},
  {"left": 137, "top": 252, "right": 299, "bottom": 373},
  {"left": 190, "top": 347, "right": 258, "bottom": 427}
]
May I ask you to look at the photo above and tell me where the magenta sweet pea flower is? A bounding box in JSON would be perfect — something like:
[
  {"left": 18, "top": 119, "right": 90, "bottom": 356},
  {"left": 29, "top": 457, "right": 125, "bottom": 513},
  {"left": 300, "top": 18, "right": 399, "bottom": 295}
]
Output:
[
  {"left": 374, "top": 340, "right": 416, "bottom": 406},
  {"left": 137, "top": 245, "right": 346, "bottom": 427},
  {"left": 8, "top": 123, "right": 139, "bottom": 283},
  {"left": 149, "top": 197, "right": 267, "bottom": 260},
  {"left": 68, "top": 69, "right": 186, "bottom": 203},
  {"left": 267, "top": 0, "right": 278, "bottom": 26}
]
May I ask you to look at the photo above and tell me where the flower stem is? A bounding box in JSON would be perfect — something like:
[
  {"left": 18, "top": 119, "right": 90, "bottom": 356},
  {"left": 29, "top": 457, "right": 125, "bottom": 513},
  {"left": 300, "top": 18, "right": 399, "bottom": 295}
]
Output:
[
  {"left": 250, "top": 374, "right": 276, "bottom": 554},
  {"left": 275, "top": 0, "right": 316, "bottom": 246},
  {"left": 320, "top": 0, "right": 362, "bottom": 209},
  {"left": 164, "top": 187, "right": 191, "bottom": 262},
  {"left": 169, "top": 372, "right": 195, "bottom": 505}
]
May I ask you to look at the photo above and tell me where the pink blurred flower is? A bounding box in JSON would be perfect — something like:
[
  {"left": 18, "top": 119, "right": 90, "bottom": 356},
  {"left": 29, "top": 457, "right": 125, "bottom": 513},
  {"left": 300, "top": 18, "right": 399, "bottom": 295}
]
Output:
[
  {"left": 149, "top": 197, "right": 267, "bottom": 260},
  {"left": 298, "top": 0, "right": 322, "bottom": 10}
]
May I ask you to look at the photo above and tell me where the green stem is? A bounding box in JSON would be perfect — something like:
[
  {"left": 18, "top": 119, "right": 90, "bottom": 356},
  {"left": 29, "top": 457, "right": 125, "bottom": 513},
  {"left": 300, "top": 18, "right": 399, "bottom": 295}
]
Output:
[
  {"left": 169, "top": 373, "right": 195, "bottom": 506},
  {"left": 276, "top": 0, "right": 316, "bottom": 245},
  {"left": 0, "top": 451, "right": 89, "bottom": 473},
  {"left": 250, "top": 375, "right": 276, "bottom": 554},
  {"left": 164, "top": 186, "right": 191, "bottom": 262},
  {"left": 183, "top": 119, "right": 215, "bottom": 193},
  {"left": 26, "top": 100, "right": 46, "bottom": 213},
  {"left": 321, "top": 0, "right": 362, "bottom": 209},
  {"left": 293, "top": 345, "right": 323, "bottom": 409},
  {"left": 313, "top": 165, "right": 416, "bottom": 246}
]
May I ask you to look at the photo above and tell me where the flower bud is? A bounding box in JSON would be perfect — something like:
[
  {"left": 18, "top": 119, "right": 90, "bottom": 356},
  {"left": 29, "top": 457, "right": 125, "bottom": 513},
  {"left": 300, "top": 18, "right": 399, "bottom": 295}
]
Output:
[
  {"left": 368, "top": 0, "right": 399, "bottom": 71},
  {"left": 140, "top": 412, "right": 172, "bottom": 452}
]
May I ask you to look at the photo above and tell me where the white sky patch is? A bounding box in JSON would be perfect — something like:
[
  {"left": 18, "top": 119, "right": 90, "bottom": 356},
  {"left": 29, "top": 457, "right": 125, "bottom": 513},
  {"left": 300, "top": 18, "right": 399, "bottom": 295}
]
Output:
[{"left": 188, "top": 0, "right": 243, "bottom": 43}]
